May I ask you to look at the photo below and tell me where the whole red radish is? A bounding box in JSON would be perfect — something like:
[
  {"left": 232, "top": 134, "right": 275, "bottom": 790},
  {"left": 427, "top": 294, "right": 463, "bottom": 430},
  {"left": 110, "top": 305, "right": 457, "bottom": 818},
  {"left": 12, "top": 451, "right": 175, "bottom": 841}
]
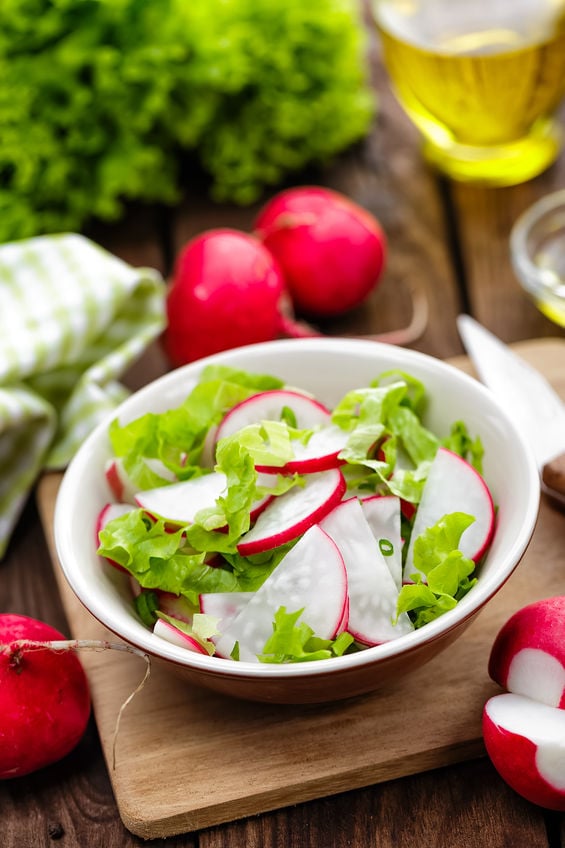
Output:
[
  {"left": 163, "top": 228, "right": 312, "bottom": 367},
  {"left": 254, "top": 186, "right": 386, "bottom": 317},
  {"left": 0, "top": 614, "right": 91, "bottom": 779}
]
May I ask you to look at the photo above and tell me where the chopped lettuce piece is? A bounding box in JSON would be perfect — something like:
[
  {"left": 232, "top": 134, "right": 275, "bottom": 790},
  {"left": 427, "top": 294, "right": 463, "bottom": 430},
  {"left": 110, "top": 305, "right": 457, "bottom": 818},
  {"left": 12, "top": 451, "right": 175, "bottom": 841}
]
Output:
[
  {"left": 134, "top": 590, "right": 160, "bottom": 626},
  {"left": 333, "top": 379, "right": 439, "bottom": 503},
  {"left": 108, "top": 365, "right": 285, "bottom": 489},
  {"left": 442, "top": 421, "right": 484, "bottom": 473},
  {"left": 258, "top": 607, "right": 355, "bottom": 663},
  {"left": 97, "top": 510, "right": 240, "bottom": 605},
  {"left": 396, "top": 512, "right": 478, "bottom": 628}
]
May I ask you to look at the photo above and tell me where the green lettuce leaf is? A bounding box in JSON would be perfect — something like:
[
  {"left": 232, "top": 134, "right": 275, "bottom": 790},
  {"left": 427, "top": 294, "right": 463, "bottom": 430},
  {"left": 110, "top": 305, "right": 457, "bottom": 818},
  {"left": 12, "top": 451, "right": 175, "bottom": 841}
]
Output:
[
  {"left": 441, "top": 421, "right": 484, "bottom": 473},
  {"left": 396, "top": 512, "right": 478, "bottom": 628},
  {"left": 97, "top": 509, "right": 241, "bottom": 605},
  {"left": 108, "top": 365, "right": 285, "bottom": 490},
  {"left": 258, "top": 607, "right": 355, "bottom": 663},
  {"left": 333, "top": 379, "right": 439, "bottom": 502}
]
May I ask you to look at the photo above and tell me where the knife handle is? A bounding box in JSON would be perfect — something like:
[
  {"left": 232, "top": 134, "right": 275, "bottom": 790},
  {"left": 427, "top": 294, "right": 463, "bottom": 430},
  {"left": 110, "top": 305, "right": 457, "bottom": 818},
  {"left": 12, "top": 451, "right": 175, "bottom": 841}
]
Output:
[{"left": 542, "top": 454, "right": 565, "bottom": 506}]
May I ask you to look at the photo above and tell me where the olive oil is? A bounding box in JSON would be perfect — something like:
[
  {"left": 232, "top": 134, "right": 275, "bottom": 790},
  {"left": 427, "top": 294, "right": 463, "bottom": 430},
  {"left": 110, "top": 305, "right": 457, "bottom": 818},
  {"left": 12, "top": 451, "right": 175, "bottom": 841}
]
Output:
[{"left": 374, "top": 0, "right": 565, "bottom": 184}]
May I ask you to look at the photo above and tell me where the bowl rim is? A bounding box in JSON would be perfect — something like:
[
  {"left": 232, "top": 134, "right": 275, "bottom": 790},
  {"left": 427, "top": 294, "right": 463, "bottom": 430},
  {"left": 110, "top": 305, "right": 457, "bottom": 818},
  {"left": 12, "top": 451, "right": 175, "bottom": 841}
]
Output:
[{"left": 54, "top": 337, "right": 541, "bottom": 681}]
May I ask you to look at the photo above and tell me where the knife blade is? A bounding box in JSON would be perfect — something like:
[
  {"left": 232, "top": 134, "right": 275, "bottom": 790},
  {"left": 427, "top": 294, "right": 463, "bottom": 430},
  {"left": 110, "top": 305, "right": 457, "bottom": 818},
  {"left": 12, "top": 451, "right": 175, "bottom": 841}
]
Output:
[{"left": 457, "top": 314, "right": 565, "bottom": 504}]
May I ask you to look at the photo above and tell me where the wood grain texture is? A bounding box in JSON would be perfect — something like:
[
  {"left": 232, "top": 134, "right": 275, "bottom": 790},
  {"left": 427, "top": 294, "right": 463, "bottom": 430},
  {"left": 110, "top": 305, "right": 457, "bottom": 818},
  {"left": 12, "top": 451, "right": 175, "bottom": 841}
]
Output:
[{"left": 28, "top": 340, "right": 565, "bottom": 841}]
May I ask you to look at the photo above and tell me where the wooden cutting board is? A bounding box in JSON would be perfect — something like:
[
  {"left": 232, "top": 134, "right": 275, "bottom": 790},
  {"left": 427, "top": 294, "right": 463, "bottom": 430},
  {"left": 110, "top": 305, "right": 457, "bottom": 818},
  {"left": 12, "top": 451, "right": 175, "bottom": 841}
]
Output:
[{"left": 36, "top": 339, "right": 565, "bottom": 840}]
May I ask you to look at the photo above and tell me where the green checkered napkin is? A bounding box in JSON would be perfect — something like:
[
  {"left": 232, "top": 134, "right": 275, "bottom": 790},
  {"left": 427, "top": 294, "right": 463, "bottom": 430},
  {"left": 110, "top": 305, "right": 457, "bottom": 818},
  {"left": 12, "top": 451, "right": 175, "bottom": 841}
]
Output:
[{"left": 0, "top": 232, "right": 166, "bottom": 559}]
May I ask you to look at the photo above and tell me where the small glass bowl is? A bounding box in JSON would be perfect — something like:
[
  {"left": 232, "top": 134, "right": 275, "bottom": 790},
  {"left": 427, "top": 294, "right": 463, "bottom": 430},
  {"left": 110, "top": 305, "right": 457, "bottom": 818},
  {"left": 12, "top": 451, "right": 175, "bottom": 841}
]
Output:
[{"left": 510, "top": 189, "right": 565, "bottom": 327}]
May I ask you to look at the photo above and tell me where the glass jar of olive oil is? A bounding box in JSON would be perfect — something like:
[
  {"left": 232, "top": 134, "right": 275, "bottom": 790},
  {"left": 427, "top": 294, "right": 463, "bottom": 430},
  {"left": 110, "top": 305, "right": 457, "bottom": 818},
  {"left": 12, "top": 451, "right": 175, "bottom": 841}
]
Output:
[{"left": 372, "top": 0, "right": 565, "bottom": 185}]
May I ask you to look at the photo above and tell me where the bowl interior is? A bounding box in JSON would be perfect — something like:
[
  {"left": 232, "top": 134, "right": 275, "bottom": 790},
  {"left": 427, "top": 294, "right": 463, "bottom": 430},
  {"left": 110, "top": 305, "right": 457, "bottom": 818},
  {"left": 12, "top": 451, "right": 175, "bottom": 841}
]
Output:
[{"left": 54, "top": 338, "right": 540, "bottom": 684}]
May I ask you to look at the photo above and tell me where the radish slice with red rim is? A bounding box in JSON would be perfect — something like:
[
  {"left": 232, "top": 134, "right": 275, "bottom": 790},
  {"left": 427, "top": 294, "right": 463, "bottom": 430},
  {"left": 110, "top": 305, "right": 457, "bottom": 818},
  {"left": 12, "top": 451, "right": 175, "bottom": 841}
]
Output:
[
  {"left": 403, "top": 447, "right": 495, "bottom": 584},
  {"left": 153, "top": 618, "right": 210, "bottom": 654},
  {"left": 215, "top": 389, "right": 331, "bottom": 446},
  {"left": 320, "top": 497, "right": 413, "bottom": 646},
  {"left": 256, "top": 423, "right": 348, "bottom": 474},
  {"left": 105, "top": 457, "right": 177, "bottom": 504},
  {"left": 96, "top": 503, "right": 135, "bottom": 573},
  {"left": 199, "top": 592, "right": 255, "bottom": 640},
  {"left": 359, "top": 495, "right": 403, "bottom": 590},
  {"left": 134, "top": 471, "right": 271, "bottom": 526},
  {"left": 215, "top": 524, "right": 348, "bottom": 661},
  {"left": 236, "top": 468, "right": 346, "bottom": 556}
]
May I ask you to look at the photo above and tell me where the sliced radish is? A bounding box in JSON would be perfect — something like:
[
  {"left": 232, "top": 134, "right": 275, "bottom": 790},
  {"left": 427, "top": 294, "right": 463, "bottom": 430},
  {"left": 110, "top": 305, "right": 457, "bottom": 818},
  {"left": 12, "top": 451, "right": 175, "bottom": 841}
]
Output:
[
  {"left": 199, "top": 592, "right": 254, "bottom": 638},
  {"left": 215, "top": 525, "right": 348, "bottom": 661},
  {"left": 236, "top": 468, "right": 346, "bottom": 556},
  {"left": 96, "top": 503, "right": 135, "bottom": 573},
  {"left": 403, "top": 447, "right": 495, "bottom": 583},
  {"left": 320, "top": 498, "right": 413, "bottom": 646},
  {"left": 134, "top": 471, "right": 271, "bottom": 527},
  {"left": 215, "top": 389, "right": 331, "bottom": 445},
  {"left": 105, "top": 457, "right": 177, "bottom": 504},
  {"left": 257, "top": 423, "right": 349, "bottom": 474},
  {"left": 155, "top": 591, "right": 195, "bottom": 624},
  {"left": 359, "top": 495, "right": 403, "bottom": 590},
  {"left": 95, "top": 502, "right": 135, "bottom": 539},
  {"left": 483, "top": 693, "right": 565, "bottom": 811},
  {"left": 488, "top": 597, "right": 565, "bottom": 709},
  {"left": 153, "top": 618, "right": 210, "bottom": 655}
]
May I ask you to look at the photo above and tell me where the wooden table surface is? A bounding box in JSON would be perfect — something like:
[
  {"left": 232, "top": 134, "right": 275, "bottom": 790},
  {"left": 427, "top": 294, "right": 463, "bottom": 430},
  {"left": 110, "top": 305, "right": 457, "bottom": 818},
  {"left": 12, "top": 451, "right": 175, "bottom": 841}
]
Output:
[{"left": 2, "top": 23, "right": 565, "bottom": 848}]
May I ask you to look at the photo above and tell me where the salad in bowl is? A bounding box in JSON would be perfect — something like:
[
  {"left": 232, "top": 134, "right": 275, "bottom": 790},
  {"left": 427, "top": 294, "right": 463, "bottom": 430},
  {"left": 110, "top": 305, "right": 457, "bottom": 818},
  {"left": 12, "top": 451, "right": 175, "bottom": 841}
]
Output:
[{"left": 54, "top": 338, "right": 539, "bottom": 703}]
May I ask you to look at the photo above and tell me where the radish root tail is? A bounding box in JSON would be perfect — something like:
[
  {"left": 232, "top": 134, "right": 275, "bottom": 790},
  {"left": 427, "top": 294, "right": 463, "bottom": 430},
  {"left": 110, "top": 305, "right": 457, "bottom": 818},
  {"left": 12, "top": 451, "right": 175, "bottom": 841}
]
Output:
[{"left": 1, "top": 638, "right": 151, "bottom": 771}]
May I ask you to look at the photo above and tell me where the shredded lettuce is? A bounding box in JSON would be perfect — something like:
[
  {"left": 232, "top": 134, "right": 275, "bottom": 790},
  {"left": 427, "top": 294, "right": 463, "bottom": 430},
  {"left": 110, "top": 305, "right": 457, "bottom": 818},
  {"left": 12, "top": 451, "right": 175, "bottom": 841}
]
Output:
[
  {"left": 396, "top": 512, "right": 478, "bottom": 628},
  {"left": 442, "top": 421, "right": 484, "bottom": 473},
  {"left": 97, "top": 510, "right": 240, "bottom": 605},
  {"left": 109, "top": 365, "right": 285, "bottom": 490},
  {"left": 333, "top": 379, "right": 439, "bottom": 503},
  {"left": 258, "top": 607, "right": 355, "bottom": 663}
]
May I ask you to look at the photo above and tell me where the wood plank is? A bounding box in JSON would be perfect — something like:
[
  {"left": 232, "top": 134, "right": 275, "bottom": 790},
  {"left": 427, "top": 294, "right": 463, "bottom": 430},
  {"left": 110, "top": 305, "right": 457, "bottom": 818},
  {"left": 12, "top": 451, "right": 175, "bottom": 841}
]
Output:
[
  {"left": 200, "top": 759, "right": 546, "bottom": 848},
  {"left": 30, "top": 340, "right": 565, "bottom": 841}
]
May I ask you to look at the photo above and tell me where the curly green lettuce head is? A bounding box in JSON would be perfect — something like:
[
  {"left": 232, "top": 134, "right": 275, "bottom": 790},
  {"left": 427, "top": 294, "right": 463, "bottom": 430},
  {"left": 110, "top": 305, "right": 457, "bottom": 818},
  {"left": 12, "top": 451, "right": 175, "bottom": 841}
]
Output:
[{"left": 0, "top": 0, "right": 375, "bottom": 242}]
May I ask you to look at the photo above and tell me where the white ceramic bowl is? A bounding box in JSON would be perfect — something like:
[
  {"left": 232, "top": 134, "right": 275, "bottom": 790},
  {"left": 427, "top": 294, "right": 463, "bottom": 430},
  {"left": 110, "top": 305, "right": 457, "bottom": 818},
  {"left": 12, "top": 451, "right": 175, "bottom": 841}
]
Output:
[{"left": 54, "top": 338, "right": 540, "bottom": 704}]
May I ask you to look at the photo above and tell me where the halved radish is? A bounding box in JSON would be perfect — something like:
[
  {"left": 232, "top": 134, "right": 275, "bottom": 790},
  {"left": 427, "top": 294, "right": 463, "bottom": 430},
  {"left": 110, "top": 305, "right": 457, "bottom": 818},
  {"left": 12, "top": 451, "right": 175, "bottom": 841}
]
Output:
[
  {"left": 359, "top": 495, "right": 403, "bottom": 590},
  {"left": 483, "top": 693, "right": 565, "bottom": 811},
  {"left": 215, "top": 525, "right": 348, "bottom": 661},
  {"left": 153, "top": 618, "right": 210, "bottom": 655},
  {"left": 320, "top": 498, "right": 413, "bottom": 646},
  {"left": 403, "top": 447, "right": 495, "bottom": 583},
  {"left": 105, "top": 457, "right": 177, "bottom": 504},
  {"left": 236, "top": 468, "right": 346, "bottom": 556},
  {"left": 134, "top": 471, "right": 271, "bottom": 527},
  {"left": 257, "top": 423, "right": 349, "bottom": 474},
  {"left": 215, "top": 389, "right": 331, "bottom": 445},
  {"left": 488, "top": 597, "right": 565, "bottom": 709}
]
